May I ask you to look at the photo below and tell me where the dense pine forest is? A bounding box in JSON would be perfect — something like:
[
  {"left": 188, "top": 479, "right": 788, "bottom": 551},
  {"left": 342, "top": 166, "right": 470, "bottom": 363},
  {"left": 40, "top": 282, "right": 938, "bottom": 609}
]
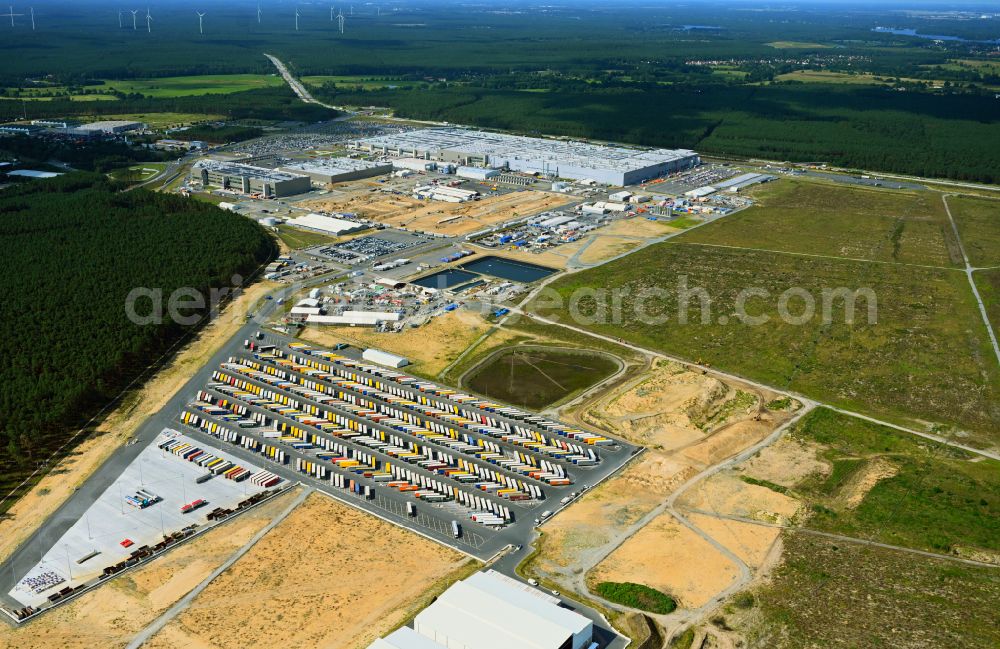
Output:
[{"left": 0, "top": 175, "right": 277, "bottom": 508}]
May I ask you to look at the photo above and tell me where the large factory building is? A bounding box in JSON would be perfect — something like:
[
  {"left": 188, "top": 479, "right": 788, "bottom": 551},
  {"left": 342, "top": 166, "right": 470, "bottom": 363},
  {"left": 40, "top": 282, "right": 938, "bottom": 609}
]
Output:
[
  {"left": 279, "top": 157, "right": 393, "bottom": 184},
  {"left": 350, "top": 127, "right": 699, "bottom": 186},
  {"left": 191, "top": 160, "right": 311, "bottom": 198}
]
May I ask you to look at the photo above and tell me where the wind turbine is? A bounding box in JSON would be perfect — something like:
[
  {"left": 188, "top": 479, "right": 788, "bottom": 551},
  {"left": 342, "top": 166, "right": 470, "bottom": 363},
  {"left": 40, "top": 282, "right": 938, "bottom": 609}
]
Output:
[
  {"left": 118, "top": 9, "right": 122, "bottom": 28},
  {"left": 145, "top": 7, "right": 151, "bottom": 33},
  {"left": 330, "top": 6, "right": 333, "bottom": 21},
  {"left": 130, "top": 9, "right": 137, "bottom": 30},
  {"left": 2, "top": 5, "right": 23, "bottom": 27},
  {"left": 29, "top": 5, "right": 33, "bottom": 29},
  {"left": 337, "top": 11, "right": 344, "bottom": 34},
  {"left": 294, "top": 7, "right": 299, "bottom": 31},
  {"left": 256, "top": 3, "right": 261, "bottom": 24},
  {"left": 196, "top": 11, "right": 204, "bottom": 34}
]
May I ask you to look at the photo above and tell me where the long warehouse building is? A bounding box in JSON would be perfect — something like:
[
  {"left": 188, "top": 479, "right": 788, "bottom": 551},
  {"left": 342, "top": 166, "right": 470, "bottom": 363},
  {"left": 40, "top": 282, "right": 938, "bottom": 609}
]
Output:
[
  {"left": 368, "top": 570, "right": 593, "bottom": 649},
  {"left": 279, "top": 157, "right": 393, "bottom": 184},
  {"left": 192, "top": 160, "right": 311, "bottom": 198},
  {"left": 350, "top": 127, "right": 699, "bottom": 186}
]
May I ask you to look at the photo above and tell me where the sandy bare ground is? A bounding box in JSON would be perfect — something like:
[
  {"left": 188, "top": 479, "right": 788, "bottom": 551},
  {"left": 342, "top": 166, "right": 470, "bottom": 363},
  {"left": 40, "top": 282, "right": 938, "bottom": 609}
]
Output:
[
  {"left": 686, "top": 513, "right": 782, "bottom": 568},
  {"left": 840, "top": 458, "right": 898, "bottom": 509},
  {"left": 531, "top": 358, "right": 796, "bottom": 615},
  {"left": 303, "top": 189, "right": 570, "bottom": 236},
  {"left": 0, "top": 281, "right": 279, "bottom": 565},
  {"left": 678, "top": 473, "right": 802, "bottom": 525},
  {"left": 589, "top": 514, "right": 740, "bottom": 609},
  {"left": 300, "top": 309, "right": 506, "bottom": 377},
  {"left": 0, "top": 488, "right": 300, "bottom": 649},
  {"left": 739, "top": 436, "right": 830, "bottom": 488},
  {"left": 143, "top": 492, "right": 474, "bottom": 649},
  {"left": 480, "top": 217, "right": 679, "bottom": 270}
]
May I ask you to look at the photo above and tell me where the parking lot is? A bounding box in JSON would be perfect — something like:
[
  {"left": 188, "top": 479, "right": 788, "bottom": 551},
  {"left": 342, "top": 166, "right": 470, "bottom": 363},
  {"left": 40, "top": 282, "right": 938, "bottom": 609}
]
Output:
[
  {"left": 7, "top": 433, "right": 276, "bottom": 609},
  {"left": 172, "top": 337, "right": 638, "bottom": 559}
]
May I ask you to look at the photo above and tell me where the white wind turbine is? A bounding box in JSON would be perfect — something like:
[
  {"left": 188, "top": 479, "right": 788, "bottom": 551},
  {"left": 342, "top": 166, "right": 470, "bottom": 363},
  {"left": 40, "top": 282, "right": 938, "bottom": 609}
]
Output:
[
  {"left": 294, "top": 7, "right": 299, "bottom": 31},
  {"left": 257, "top": 3, "right": 261, "bottom": 24},
  {"left": 337, "top": 11, "right": 344, "bottom": 34},
  {"left": 118, "top": 9, "right": 122, "bottom": 28},
  {"left": 145, "top": 7, "right": 151, "bottom": 32},
  {"left": 29, "top": 5, "right": 34, "bottom": 29},
  {"left": 130, "top": 9, "right": 137, "bottom": 30},
  {"left": 196, "top": 11, "right": 205, "bottom": 34}
]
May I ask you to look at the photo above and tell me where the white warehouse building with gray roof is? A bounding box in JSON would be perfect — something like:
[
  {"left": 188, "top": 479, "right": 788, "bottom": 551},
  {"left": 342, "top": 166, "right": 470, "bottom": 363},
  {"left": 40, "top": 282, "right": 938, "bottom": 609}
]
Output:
[
  {"left": 367, "top": 570, "right": 593, "bottom": 649},
  {"left": 350, "top": 127, "right": 699, "bottom": 186}
]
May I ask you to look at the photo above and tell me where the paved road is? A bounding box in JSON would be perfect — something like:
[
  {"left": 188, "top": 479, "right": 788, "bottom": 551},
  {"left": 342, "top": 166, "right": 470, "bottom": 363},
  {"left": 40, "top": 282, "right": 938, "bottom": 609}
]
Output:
[{"left": 264, "top": 53, "right": 343, "bottom": 112}]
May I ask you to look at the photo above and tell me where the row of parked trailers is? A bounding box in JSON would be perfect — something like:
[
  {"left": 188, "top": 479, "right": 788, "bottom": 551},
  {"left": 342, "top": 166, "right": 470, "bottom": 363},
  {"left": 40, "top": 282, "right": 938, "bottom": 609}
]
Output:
[
  {"left": 159, "top": 437, "right": 254, "bottom": 482},
  {"left": 213, "top": 362, "right": 546, "bottom": 499},
  {"left": 174, "top": 415, "right": 284, "bottom": 487},
  {"left": 228, "top": 355, "right": 576, "bottom": 487},
  {"left": 188, "top": 379, "right": 514, "bottom": 527},
  {"left": 279, "top": 348, "right": 602, "bottom": 459},
  {"left": 286, "top": 342, "right": 612, "bottom": 450}
]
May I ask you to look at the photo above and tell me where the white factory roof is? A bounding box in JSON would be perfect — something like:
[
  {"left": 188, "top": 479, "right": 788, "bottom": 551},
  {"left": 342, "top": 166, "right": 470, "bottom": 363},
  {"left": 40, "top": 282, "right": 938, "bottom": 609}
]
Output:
[
  {"left": 282, "top": 157, "right": 390, "bottom": 175},
  {"left": 412, "top": 571, "right": 591, "bottom": 649},
  {"left": 685, "top": 185, "right": 717, "bottom": 198},
  {"left": 362, "top": 348, "right": 409, "bottom": 367},
  {"left": 355, "top": 127, "right": 697, "bottom": 175},
  {"left": 369, "top": 627, "right": 448, "bottom": 649},
  {"left": 194, "top": 159, "right": 306, "bottom": 183},
  {"left": 7, "top": 169, "right": 62, "bottom": 178},
  {"left": 74, "top": 120, "right": 144, "bottom": 132},
  {"left": 308, "top": 311, "right": 402, "bottom": 326},
  {"left": 288, "top": 213, "right": 365, "bottom": 235}
]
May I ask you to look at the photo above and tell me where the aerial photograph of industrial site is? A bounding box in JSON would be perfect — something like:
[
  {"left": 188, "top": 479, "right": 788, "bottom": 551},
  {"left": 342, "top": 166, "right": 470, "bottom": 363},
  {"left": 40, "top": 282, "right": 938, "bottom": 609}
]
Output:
[{"left": 0, "top": 0, "right": 997, "bottom": 647}]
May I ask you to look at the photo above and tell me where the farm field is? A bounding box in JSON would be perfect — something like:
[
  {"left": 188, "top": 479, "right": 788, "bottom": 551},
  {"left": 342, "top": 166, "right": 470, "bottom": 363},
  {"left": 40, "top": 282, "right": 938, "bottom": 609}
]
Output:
[
  {"left": 679, "top": 179, "right": 960, "bottom": 267},
  {"left": 0, "top": 488, "right": 301, "bottom": 649},
  {"left": 5, "top": 75, "right": 285, "bottom": 101},
  {"left": 302, "top": 188, "right": 571, "bottom": 236},
  {"left": 463, "top": 346, "right": 620, "bottom": 410},
  {"left": 947, "top": 194, "right": 1000, "bottom": 267},
  {"left": 143, "top": 492, "right": 473, "bottom": 649},
  {"left": 95, "top": 112, "right": 226, "bottom": 128},
  {"left": 531, "top": 242, "right": 1000, "bottom": 443},
  {"left": 731, "top": 533, "right": 1000, "bottom": 648}
]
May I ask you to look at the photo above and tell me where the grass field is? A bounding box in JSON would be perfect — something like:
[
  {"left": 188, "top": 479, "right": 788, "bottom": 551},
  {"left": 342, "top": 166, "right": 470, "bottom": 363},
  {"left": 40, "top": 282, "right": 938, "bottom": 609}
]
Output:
[
  {"left": 531, "top": 242, "right": 1000, "bottom": 441},
  {"left": 766, "top": 41, "right": 833, "bottom": 49},
  {"left": 301, "top": 75, "right": 422, "bottom": 90},
  {"left": 947, "top": 194, "right": 1000, "bottom": 267},
  {"left": 680, "top": 179, "right": 959, "bottom": 267},
  {"left": 774, "top": 70, "right": 889, "bottom": 84},
  {"left": 108, "top": 162, "right": 166, "bottom": 182},
  {"left": 737, "top": 534, "right": 1000, "bottom": 648},
  {"left": 3, "top": 75, "right": 285, "bottom": 101},
  {"left": 274, "top": 225, "right": 341, "bottom": 249},
  {"left": 463, "top": 346, "right": 620, "bottom": 409},
  {"left": 788, "top": 408, "right": 1000, "bottom": 556},
  {"left": 97, "top": 112, "right": 226, "bottom": 128},
  {"left": 974, "top": 269, "right": 1000, "bottom": 335}
]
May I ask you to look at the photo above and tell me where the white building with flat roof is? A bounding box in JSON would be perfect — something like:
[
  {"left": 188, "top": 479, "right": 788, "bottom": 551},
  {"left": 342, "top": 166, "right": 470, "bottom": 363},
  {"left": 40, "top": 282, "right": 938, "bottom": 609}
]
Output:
[
  {"left": 366, "top": 570, "right": 593, "bottom": 649},
  {"left": 279, "top": 157, "right": 393, "bottom": 184},
  {"left": 287, "top": 213, "right": 367, "bottom": 236},
  {"left": 351, "top": 127, "right": 699, "bottom": 186}
]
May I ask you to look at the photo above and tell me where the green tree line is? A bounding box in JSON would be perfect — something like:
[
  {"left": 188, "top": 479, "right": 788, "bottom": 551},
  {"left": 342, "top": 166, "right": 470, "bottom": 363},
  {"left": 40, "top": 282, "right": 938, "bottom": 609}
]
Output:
[{"left": 0, "top": 174, "right": 277, "bottom": 509}]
